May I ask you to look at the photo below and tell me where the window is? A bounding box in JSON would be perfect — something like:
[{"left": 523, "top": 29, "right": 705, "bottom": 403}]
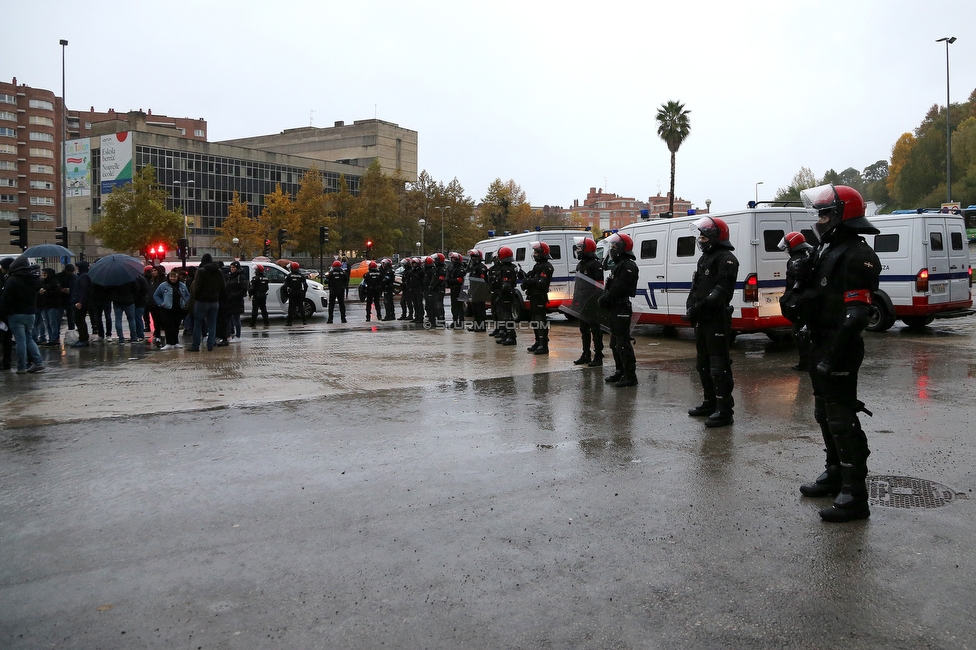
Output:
[
  {"left": 179, "top": 128, "right": 186, "bottom": 136},
  {"left": 30, "top": 164, "right": 53, "bottom": 174},
  {"left": 29, "top": 115, "right": 54, "bottom": 126},
  {"left": 29, "top": 99, "right": 54, "bottom": 111},
  {"left": 30, "top": 196, "right": 55, "bottom": 206},
  {"left": 194, "top": 129, "right": 204, "bottom": 137},
  {"left": 0, "top": 161, "right": 16, "bottom": 171},
  {"left": 929, "top": 232, "right": 944, "bottom": 252},
  {"left": 763, "top": 230, "right": 785, "bottom": 252},
  {"left": 676, "top": 236, "right": 697, "bottom": 257},
  {"left": 0, "top": 94, "right": 16, "bottom": 104},
  {"left": 0, "top": 111, "right": 16, "bottom": 121},
  {"left": 0, "top": 143, "right": 16, "bottom": 154},
  {"left": 515, "top": 247, "right": 526, "bottom": 262},
  {"left": 29, "top": 180, "right": 53, "bottom": 190},
  {"left": 1, "top": 209, "right": 18, "bottom": 220},
  {"left": 640, "top": 239, "right": 658, "bottom": 259},
  {"left": 30, "top": 148, "right": 54, "bottom": 158},
  {"left": 0, "top": 178, "right": 16, "bottom": 187},
  {"left": 951, "top": 231, "right": 963, "bottom": 250},
  {"left": 0, "top": 194, "right": 16, "bottom": 204},
  {"left": 872, "top": 234, "right": 899, "bottom": 253},
  {"left": 29, "top": 132, "right": 54, "bottom": 142},
  {"left": 362, "top": 134, "right": 376, "bottom": 147},
  {"left": 30, "top": 213, "right": 54, "bottom": 222},
  {"left": 0, "top": 127, "right": 16, "bottom": 138},
  {"left": 85, "top": 122, "right": 91, "bottom": 129}
]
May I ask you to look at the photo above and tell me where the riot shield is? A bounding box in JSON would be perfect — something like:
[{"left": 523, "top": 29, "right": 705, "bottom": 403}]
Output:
[
  {"left": 559, "top": 273, "right": 604, "bottom": 323},
  {"left": 461, "top": 276, "right": 491, "bottom": 303}
]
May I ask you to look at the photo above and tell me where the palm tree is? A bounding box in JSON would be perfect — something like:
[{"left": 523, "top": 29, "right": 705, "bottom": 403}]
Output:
[{"left": 655, "top": 101, "right": 691, "bottom": 217}]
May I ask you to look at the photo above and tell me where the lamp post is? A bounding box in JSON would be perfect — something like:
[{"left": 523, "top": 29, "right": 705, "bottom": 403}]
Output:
[
  {"left": 936, "top": 36, "right": 957, "bottom": 203},
  {"left": 59, "top": 39, "right": 68, "bottom": 230},
  {"left": 418, "top": 219, "right": 426, "bottom": 255},
  {"left": 416, "top": 241, "right": 421, "bottom": 256},
  {"left": 755, "top": 181, "right": 763, "bottom": 204},
  {"left": 232, "top": 237, "right": 240, "bottom": 260},
  {"left": 434, "top": 205, "right": 449, "bottom": 252},
  {"left": 173, "top": 178, "right": 194, "bottom": 241},
  {"left": 705, "top": 199, "right": 712, "bottom": 214}
]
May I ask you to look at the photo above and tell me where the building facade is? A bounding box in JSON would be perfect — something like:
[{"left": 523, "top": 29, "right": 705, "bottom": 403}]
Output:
[{"left": 559, "top": 187, "right": 699, "bottom": 233}]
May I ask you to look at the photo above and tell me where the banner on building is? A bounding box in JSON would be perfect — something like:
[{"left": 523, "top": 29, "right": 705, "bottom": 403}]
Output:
[
  {"left": 64, "top": 138, "right": 91, "bottom": 197},
  {"left": 100, "top": 132, "right": 133, "bottom": 195}
]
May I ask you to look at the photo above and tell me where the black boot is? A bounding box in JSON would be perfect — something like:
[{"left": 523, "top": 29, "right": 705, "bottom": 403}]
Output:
[
  {"left": 573, "top": 351, "right": 591, "bottom": 365},
  {"left": 534, "top": 344, "right": 549, "bottom": 355},
  {"left": 799, "top": 466, "right": 842, "bottom": 498},
  {"left": 526, "top": 341, "right": 540, "bottom": 352},
  {"left": 587, "top": 354, "right": 603, "bottom": 367},
  {"left": 819, "top": 466, "right": 870, "bottom": 522},
  {"left": 688, "top": 401, "right": 715, "bottom": 417},
  {"left": 605, "top": 369, "right": 623, "bottom": 383},
  {"left": 704, "top": 397, "right": 734, "bottom": 427},
  {"left": 614, "top": 369, "right": 638, "bottom": 387}
]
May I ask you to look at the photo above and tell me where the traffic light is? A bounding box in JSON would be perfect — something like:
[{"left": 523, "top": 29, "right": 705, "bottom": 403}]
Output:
[
  {"left": 146, "top": 243, "right": 167, "bottom": 263},
  {"left": 365, "top": 239, "right": 373, "bottom": 257},
  {"left": 177, "top": 238, "right": 188, "bottom": 261},
  {"left": 9, "top": 218, "right": 27, "bottom": 250},
  {"left": 319, "top": 225, "right": 330, "bottom": 245},
  {"left": 277, "top": 228, "right": 287, "bottom": 245},
  {"left": 55, "top": 226, "right": 68, "bottom": 246},
  {"left": 263, "top": 238, "right": 272, "bottom": 257}
]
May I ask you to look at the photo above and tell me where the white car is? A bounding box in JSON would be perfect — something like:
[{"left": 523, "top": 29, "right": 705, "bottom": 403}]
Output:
[{"left": 160, "top": 259, "right": 329, "bottom": 320}]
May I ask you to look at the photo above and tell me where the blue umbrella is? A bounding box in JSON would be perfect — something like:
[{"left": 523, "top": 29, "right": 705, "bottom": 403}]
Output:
[
  {"left": 23, "top": 243, "right": 74, "bottom": 258},
  {"left": 87, "top": 254, "right": 146, "bottom": 287}
]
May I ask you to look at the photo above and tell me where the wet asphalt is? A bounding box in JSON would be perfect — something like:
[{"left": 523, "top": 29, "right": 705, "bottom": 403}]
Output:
[{"left": 1, "top": 306, "right": 975, "bottom": 649}]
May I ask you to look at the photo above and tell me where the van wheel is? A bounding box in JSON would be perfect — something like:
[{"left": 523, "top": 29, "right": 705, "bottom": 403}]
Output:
[
  {"left": 866, "top": 300, "right": 894, "bottom": 332},
  {"left": 301, "top": 299, "right": 315, "bottom": 320},
  {"left": 765, "top": 329, "right": 793, "bottom": 344},
  {"left": 902, "top": 315, "right": 934, "bottom": 330}
]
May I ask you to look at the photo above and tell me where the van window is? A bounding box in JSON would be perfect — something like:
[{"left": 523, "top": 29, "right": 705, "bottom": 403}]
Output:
[
  {"left": 485, "top": 251, "right": 495, "bottom": 263},
  {"left": 951, "top": 231, "right": 963, "bottom": 250},
  {"left": 640, "top": 239, "right": 658, "bottom": 259},
  {"left": 515, "top": 248, "right": 526, "bottom": 262},
  {"left": 873, "top": 234, "right": 899, "bottom": 253},
  {"left": 929, "top": 232, "right": 944, "bottom": 252},
  {"left": 676, "top": 236, "right": 696, "bottom": 257},
  {"left": 264, "top": 266, "right": 286, "bottom": 283},
  {"left": 801, "top": 228, "right": 815, "bottom": 243},
  {"left": 763, "top": 230, "right": 785, "bottom": 252},
  {"left": 548, "top": 245, "right": 561, "bottom": 260}
]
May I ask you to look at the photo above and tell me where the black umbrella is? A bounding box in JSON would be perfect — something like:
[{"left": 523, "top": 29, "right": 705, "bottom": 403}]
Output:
[
  {"left": 87, "top": 254, "right": 145, "bottom": 287},
  {"left": 23, "top": 243, "right": 74, "bottom": 258}
]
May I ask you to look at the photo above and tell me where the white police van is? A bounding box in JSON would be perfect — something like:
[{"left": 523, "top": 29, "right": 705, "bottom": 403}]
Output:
[
  {"left": 860, "top": 210, "right": 973, "bottom": 330},
  {"left": 473, "top": 229, "right": 595, "bottom": 316},
  {"left": 612, "top": 205, "right": 817, "bottom": 337},
  {"left": 160, "top": 259, "right": 329, "bottom": 319}
]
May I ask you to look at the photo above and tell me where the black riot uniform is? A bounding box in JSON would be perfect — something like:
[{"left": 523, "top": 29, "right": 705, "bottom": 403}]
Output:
[
  {"left": 362, "top": 262, "right": 383, "bottom": 321},
  {"left": 399, "top": 261, "right": 414, "bottom": 320},
  {"left": 795, "top": 184, "right": 881, "bottom": 523},
  {"left": 324, "top": 262, "right": 348, "bottom": 323},
  {"left": 778, "top": 231, "right": 815, "bottom": 371},
  {"left": 686, "top": 216, "right": 739, "bottom": 427},
  {"left": 466, "top": 250, "right": 488, "bottom": 332},
  {"left": 598, "top": 233, "right": 639, "bottom": 387},
  {"left": 248, "top": 266, "right": 271, "bottom": 327},
  {"left": 446, "top": 253, "right": 467, "bottom": 328},
  {"left": 487, "top": 260, "right": 502, "bottom": 337},
  {"left": 522, "top": 242, "right": 554, "bottom": 355},
  {"left": 427, "top": 254, "right": 448, "bottom": 327},
  {"left": 573, "top": 237, "right": 604, "bottom": 366},
  {"left": 493, "top": 247, "right": 520, "bottom": 345},
  {"left": 408, "top": 259, "right": 425, "bottom": 324},
  {"left": 284, "top": 264, "right": 308, "bottom": 325},
  {"left": 380, "top": 259, "right": 396, "bottom": 321}
]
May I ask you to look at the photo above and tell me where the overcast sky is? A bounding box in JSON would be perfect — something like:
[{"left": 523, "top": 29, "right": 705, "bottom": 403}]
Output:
[{"left": 6, "top": 1, "right": 976, "bottom": 212}]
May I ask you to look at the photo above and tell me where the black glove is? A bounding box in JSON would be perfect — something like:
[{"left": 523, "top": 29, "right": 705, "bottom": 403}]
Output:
[
  {"left": 686, "top": 303, "right": 701, "bottom": 323},
  {"left": 815, "top": 360, "right": 831, "bottom": 376}
]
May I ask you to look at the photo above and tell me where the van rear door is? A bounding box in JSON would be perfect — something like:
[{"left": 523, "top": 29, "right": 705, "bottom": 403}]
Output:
[
  {"left": 946, "top": 219, "right": 970, "bottom": 305},
  {"left": 632, "top": 228, "right": 668, "bottom": 323},
  {"left": 755, "top": 216, "right": 792, "bottom": 318},
  {"left": 925, "top": 220, "right": 951, "bottom": 308},
  {"left": 665, "top": 222, "right": 699, "bottom": 325}
]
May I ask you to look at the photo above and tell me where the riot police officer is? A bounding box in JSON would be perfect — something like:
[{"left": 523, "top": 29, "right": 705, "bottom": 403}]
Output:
[
  {"left": 398, "top": 259, "right": 414, "bottom": 321},
  {"left": 686, "top": 216, "right": 739, "bottom": 427},
  {"left": 284, "top": 262, "right": 308, "bottom": 326},
  {"left": 363, "top": 260, "right": 383, "bottom": 321},
  {"left": 248, "top": 264, "right": 270, "bottom": 327},
  {"left": 427, "top": 253, "right": 448, "bottom": 327},
  {"left": 487, "top": 257, "right": 502, "bottom": 337},
  {"left": 380, "top": 258, "right": 396, "bottom": 321},
  {"left": 795, "top": 184, "right": 880, "bottom": 523},
  {"left": 778, "top": 231, "right": 815, "bottom": 371},
  {"left": 466, "top": 249, "right": 488, "bottom": 332},
  {"left": 573, "top": 237, "right": 604, "bottom": 367},
  {"left": 324, "top": 260, "right": 348, "bottom": 323},
  {"left": 493, "top": 246, "right": 520, "bottom": 346},
  {"left": 409, "top": 258, "right": 425, "bottom": 324},
  {"left": 446, "top": 252, "right": 467, "bottom": 329},
  {"left": 598, "top": 233, "right": 639, "bottom": 387},
  {"left": 522, "top": 241, "right": 554, "bottom": 355}
]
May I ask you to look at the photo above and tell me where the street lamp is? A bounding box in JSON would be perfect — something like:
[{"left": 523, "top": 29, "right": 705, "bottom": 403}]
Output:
[
  {"left": 416, "top": 241, "right": 421, "bottom": 256},
  {"left": 434, "top": 205, "right": 449, "bottom": 252},
  {"left": 705, "top": 199, "right": 712, "bottom": 214},
  {"left": 173, "top": 178, "right": 195, "bottom": 241},
  {"left": 936, "top": 36, "right": 957, "bottom": 203},
  {"left": 418, "top": 218, "right": 427, "bottom": 255},
  {"left": 59, "top": 39, "right": 67, "bottom": 230},
  {"left": 755, "top": 181, "right": 763, "bottom": 204},
  {"left": 232, "top": 237, "right": 240, "bottom": 260}
]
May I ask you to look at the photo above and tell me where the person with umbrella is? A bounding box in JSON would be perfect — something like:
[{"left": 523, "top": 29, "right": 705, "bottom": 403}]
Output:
[
  {"left": 188, "top": 253, "right": 225, "bottom": 351},
  {"left": 87, "top": 254, "right": 149, "bottom": 343},
  {"left": 70, "top": 261, "right": 93, "bottom": 348},
  {"left": 0, "top": 255, "right": 46, "bottom": 374}
]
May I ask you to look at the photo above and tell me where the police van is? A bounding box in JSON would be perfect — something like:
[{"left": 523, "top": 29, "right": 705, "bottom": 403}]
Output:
[
  {"left": 611, "top": 205, "right": 817, "bottom": 337},
  {"left": 160, "top": 259, "right": 330, "bottom": 319},
  {"left": 473, "top": 229, "right": 595, "bottom": 316},
  {"left": 860, "top": 210, "right": 973, "bottom": 331}
]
